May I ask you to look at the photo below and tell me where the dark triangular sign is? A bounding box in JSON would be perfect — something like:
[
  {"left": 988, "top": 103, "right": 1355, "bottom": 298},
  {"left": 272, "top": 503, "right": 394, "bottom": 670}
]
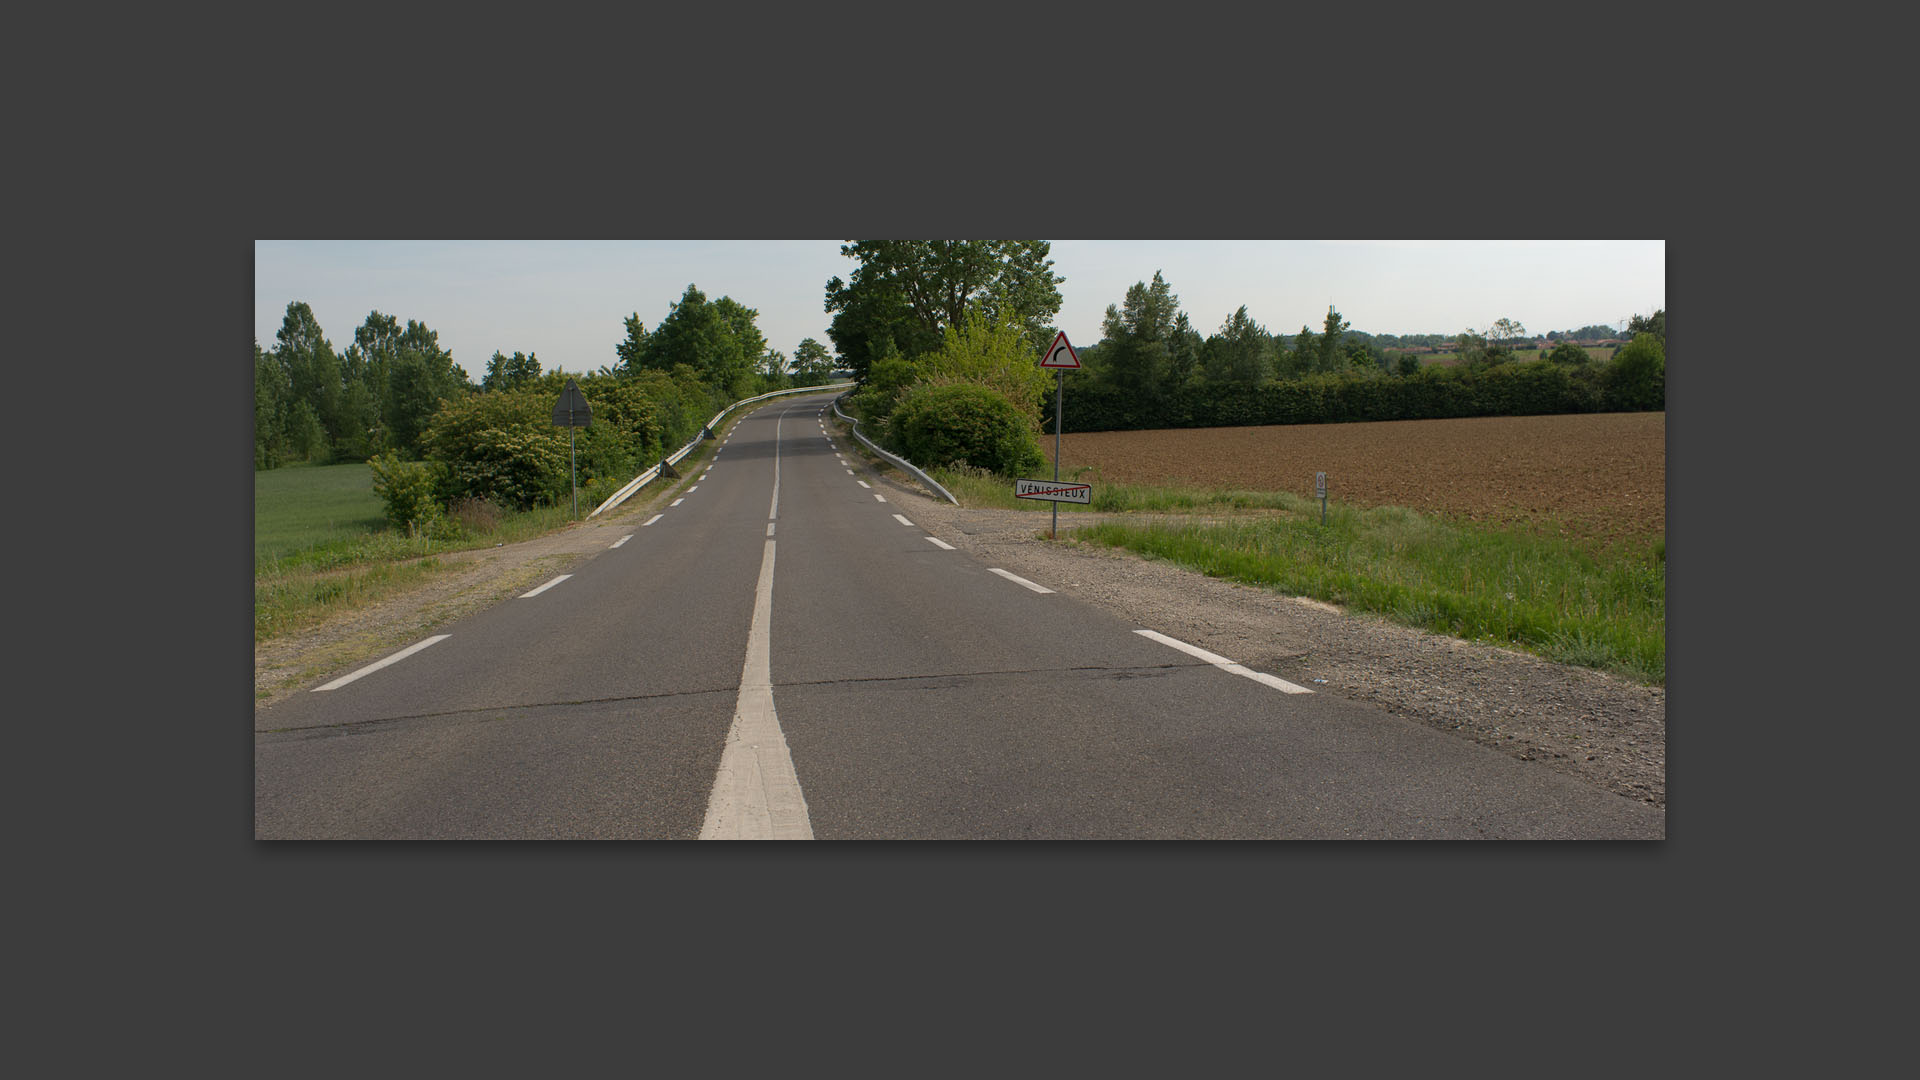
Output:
[{"left": 552, "top": 379, "right": 592, "bottom": 427}]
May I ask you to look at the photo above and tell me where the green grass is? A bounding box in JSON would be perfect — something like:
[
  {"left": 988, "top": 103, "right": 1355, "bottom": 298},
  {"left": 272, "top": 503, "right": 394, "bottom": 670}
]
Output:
[
  {"left": 255, "top": 462, "right": 388, "bottom": 566},
  {"left": 933, "top": 462, "right": 1663, "bottom": 685},
  {"left": 255, "top": 461, "right": 611, "bottom": 642},
  {"left": 1074, "top": 502, "right": 1663, "bottom": 684}
]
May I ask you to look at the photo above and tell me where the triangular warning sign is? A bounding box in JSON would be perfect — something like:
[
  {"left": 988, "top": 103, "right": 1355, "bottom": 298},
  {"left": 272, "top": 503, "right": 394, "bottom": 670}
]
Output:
[{"left": 1039, "top": 330, "right": 1081, "bottom": 369}]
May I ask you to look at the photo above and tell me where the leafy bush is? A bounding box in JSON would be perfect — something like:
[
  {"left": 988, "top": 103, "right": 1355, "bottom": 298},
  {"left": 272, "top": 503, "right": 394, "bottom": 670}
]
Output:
[
  {"left": 1547, "top": 342, "right": 1591, "bottom": 366},
  {"left": 367, "top": 453, "right": 444, "bottom": 533},
  {"left": 887, "top": 383, "right": 1046, "bottom": 477},
  {"left": 420, "top": 391, "right": 572, "bottom": 510},
  {"left": 1605, "top": 333, "right": 1665, "bottom": 411}
]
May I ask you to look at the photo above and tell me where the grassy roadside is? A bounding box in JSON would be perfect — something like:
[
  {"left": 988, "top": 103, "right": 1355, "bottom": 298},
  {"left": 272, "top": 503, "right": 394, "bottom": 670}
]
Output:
[
  {"left": 932, "top": 463, "right": 1665, "bottom": 686},
  {"left": 253, "top": 416, "right": 739, "bottom": 644}
]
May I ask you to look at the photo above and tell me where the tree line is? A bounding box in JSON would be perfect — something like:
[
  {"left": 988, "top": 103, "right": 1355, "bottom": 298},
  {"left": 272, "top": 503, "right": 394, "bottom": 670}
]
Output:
[
  {"left": 819, "top": 242, "right": 1664, "bottom": 473},
  {"left": 254, "top": 288, "right": 839, "bottom": 472}
]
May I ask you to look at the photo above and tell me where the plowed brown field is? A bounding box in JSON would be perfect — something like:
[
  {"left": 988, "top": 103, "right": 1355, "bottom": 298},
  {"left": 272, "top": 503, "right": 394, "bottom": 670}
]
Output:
[{"left": 1048, "top": 412, "right": 1665, "bottom": 547}]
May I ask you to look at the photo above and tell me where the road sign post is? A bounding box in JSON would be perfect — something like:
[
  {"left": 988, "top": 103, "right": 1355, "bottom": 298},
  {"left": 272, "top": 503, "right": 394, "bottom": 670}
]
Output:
[
  {"left": 552, "top": 379, "right": 593, "bottom": 518},
  {"left": 1039, "top": 331, "right": 1082, "bottom": 538},
  {"left": 1315, "top": 471, "right": 1327, "bottom": 525}
]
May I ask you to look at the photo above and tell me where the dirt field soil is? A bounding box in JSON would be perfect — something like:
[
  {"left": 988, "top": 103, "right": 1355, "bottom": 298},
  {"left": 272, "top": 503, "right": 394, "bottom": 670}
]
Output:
[{"left": 1050, "top": 412, "right": 1665, "bottom": 547}]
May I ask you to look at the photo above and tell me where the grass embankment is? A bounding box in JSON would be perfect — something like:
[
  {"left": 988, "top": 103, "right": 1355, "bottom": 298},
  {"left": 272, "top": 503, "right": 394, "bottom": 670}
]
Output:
[
  {"left": 932, "top": 464, "right": 1665, "bottom": 686},
  {"left": 254, "top": 429, "right": 728, "bottom": 642}
]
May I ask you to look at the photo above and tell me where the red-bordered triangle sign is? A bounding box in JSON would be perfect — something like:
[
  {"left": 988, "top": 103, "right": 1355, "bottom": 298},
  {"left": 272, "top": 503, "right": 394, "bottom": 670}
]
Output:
[{"left": 1039, "top": 330, "right": 1081, "bottom": 369}]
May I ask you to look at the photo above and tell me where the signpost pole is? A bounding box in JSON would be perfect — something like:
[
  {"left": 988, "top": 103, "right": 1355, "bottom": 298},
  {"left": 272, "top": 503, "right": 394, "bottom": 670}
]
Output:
[
  {"left": 570, "top": 410, "right": 578, "bottom": 518},
  {"left": 1053, "top": 368, "right": 1064, "bottom": 539}
]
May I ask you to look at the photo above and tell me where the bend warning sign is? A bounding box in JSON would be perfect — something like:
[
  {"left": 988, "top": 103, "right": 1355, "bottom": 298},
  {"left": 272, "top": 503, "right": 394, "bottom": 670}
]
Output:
[
  {"left": 1039, "top": 330, "right": 1081, "bottom": 369},
  {"left": 1015, "top": 479, "right": 1092, "bottom": 504}
]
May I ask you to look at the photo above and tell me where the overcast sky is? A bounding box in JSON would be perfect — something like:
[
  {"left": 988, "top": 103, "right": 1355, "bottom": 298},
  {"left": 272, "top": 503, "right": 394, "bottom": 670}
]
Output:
[{"left": 255, "top": 240, "right": 1665, "bottom": 381}]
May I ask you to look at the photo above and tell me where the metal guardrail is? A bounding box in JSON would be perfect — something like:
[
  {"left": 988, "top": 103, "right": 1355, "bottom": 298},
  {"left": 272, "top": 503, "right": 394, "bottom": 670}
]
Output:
[
  {"left": 588, "top": 382, "right": 854, "bottom": 517},
  {"left": 830, "top": 393, "right": 959, "bottom": 505}
]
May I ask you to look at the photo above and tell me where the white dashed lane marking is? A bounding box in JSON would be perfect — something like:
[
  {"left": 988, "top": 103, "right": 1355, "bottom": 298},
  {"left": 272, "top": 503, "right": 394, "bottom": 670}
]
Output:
[
  {"left": 1134, "top": 630, "right": 1314, "bottom": 694},
  {"left": 925, "top": 537, "right": 955, "bottom": 550},
  {"left": 520, "top": 574, "right": 572, "bottom": 598},
  {"left": 643, "top": 515, "right": 663, "bottom": 526},
  {"left": 892, "top": 514, "right": 914, "bottom": 527},
  {"left": 611, "top": 535, "right": 633, "bottom": 548},
  {"left": 988, "top": 568, "right": 1053, "bottom": 594},
  {"left": 312, "top": 635, "right": 450, "bottom": 692}
]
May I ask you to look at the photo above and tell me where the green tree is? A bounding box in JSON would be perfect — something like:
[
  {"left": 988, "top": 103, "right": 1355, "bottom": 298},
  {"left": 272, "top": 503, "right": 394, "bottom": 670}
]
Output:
[
  {"left": 1606, "top": 332, "right": 1665, "bottom": 410},
  {"left": 614, "top": 314, "right": 650, "bottom": 375},
  {"left": 913, "top": 308, "right": 1054, "bottom": 432},
  {"left": 273, "top": 301, "right": 343, "bottom": 462},
  {"left": 639, "top": 285, "right": 764, "bottom": 398},
  {"left": 1625, "top": 308, "right": 1665, "bottom": 347},
  {"left": 1547, "top": 342, "right": 1591, "bottom": 366},
  {"left": 714, "top": 296, "right": 768, "bottom": 397},
  {"left": 254, "top": 338, "right": 292, "bottom": 469},
  {"left": 761, "top": 348, "right": 790, "bottom": 389},
  {"left": 1202, "top": 306, "right": 1274, "bottom": 385},
  {"left": 482, "top": 350, "right": 543, "bottom": 392},
  {"left": 1098, "top": 270, "right": 1182, "bottom": 397},
  {"left": 792, "top": 337, "right": 834, "bottom": 384},
  {"left": 1317, "top": 306, "right": 1352, "bottom": 373},
  {"left": 825, "top": 240, "right": 1065, "bottom": 375},
  {"left": 1167, "top": 312, "right": 1203, "bottom": 386},
  {"left": 383, "top": 320, "right": 469, "bottom": 457}
]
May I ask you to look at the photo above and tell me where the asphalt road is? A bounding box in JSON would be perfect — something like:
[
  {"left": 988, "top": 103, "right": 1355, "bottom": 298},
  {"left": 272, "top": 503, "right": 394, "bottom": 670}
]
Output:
[{"left": 254, "top": 392, "right": 1665, "bottom": 839}]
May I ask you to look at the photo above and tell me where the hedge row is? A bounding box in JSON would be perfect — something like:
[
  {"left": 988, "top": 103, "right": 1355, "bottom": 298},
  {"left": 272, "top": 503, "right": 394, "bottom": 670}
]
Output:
[{"left": 1049, "top": 359, "right": 1661, "bottom": 433}]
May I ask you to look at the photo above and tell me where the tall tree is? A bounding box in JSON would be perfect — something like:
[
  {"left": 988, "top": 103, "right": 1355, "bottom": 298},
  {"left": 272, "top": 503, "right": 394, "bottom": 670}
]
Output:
[
  {"left": 1625, "top": 308, "right": 1665, "bottom": 346},
  {"left": 341, "top": 311, "right": 405, "bottom": 454},
  {"left": 482, "top": 350, "right": 542, "bottom": 392},
  {"left": 254, "top": 338, "right": 291, "bottom": 468},
  {"left": 1099, "top": 270, "right": 1182, "bottom": 397},
  {"left": 1317, "top": 305, "right": 1352, "bottom": 373},
  {"left": 638, "top": 284, "right": 765, "bottom": 399},
  {"left": 614, "top": 314, "right": 650, "bottom": 375},
  {"left": 1167, "top": 312, "right": 1203, "bottom": 386},
  {"left": 792, "top": 337, "right": 834, "bottom": 384},
  {"left": 273, "top": 301, "right": 343, "bottom": 462},
  {"left": 825, "top": 240, "right": 1065, "bottom": 376},
  {"left": 1202, "top": 306, "right": 1274, "bottom": 385},
  {"left": 383, "top": 320, "right": 468, "bottom": 456},
  {"left": 761, "top": 348, "right": 790, "bottom": 388}
]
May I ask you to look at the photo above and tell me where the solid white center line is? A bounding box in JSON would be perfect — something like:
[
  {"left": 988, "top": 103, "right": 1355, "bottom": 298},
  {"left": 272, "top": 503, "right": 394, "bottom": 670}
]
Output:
[
  {"left": 643, "top": 514, "right": 663, "bottom": 526},
  {"left": 312, "top": 635, "right": 450, "bottom": 691},
  {"left": 892, "top": 514, "right": 914, "bottom": 526},
  {"left": 611, "top": 534, "right": 633, "bottom": 548},
  {"left": 989, "top": 568, "right": 1053, "bottom": 594},
  {"left": 702, "top": 410, "right": 810, "bottom": 840},
  {"left": 1134, "top": 629, "right": 1314, "bottom": 694},
  {"left": 520, "top": 574, "right": 572, "bottom": 598},
  {"left": 925, "top": 536, "right": 955, "bottom": 550}
]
